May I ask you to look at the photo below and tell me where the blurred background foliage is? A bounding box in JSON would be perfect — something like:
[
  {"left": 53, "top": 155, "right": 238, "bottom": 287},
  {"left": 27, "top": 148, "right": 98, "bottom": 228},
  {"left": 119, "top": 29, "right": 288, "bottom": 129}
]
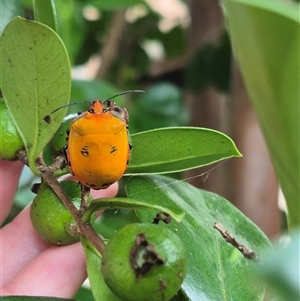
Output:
[{"left": 2, "top": 0, "right": 299, "bottom": 300}]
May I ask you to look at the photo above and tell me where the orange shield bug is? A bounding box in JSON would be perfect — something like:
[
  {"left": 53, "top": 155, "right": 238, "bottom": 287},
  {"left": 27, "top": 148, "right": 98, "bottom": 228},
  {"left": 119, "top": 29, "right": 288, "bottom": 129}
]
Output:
[{"left": 51, "top": 90, "right": 144, "bottom": 189}]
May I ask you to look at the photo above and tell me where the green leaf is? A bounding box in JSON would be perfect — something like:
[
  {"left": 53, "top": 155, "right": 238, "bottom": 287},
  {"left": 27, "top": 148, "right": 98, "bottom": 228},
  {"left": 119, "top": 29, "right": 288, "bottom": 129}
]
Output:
[
  {"left": 93, "top": 209, "right": 138, "bottom": 240},
  {"left": 222, "top": 0, "right": 300, "bottom": 228},
  {"left": 33, "top": 0, "right": 58, "bottom": 31},
  {"left": 1, "top": 17, "right": 71, "bottom": 174},
  {"left": 126, "top": 127, "right": 242, "bottom": 174},
  {"left": 0, "top": 297, "right": 77, "bottom": 301},
  {"left": 126, "top": 175, "right": 272, "bottom": 301},
  {"left": 256, "top": 229, "right": 300, "bottom": 301},
  {"left": 0, "top": 0, "right": 23, "bottom": 35},
  {"left": 82, "top": 197, "right": 185, "bottom": 224},
  {"left": 81, "top": 236, "right": 121, "bottom": 301}
]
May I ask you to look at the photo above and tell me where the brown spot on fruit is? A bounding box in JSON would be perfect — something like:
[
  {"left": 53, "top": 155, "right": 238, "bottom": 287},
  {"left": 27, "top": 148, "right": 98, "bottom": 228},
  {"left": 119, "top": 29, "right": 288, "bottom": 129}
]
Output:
[{"left": 130, "top": 233, "right": 164, "bottom": 278}]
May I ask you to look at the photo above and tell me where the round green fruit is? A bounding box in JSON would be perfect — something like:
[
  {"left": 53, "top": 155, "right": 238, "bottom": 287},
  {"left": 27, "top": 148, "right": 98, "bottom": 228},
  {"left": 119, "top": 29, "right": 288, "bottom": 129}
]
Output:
[
  {"left": 30, "top": 181, "right": 92, "bottom": 245},
  {"left": 101, "top": 223, "right": 187, "bottom": 301},
  {"left": 0, "top": 101, "right": 24, "bottom": 160}
]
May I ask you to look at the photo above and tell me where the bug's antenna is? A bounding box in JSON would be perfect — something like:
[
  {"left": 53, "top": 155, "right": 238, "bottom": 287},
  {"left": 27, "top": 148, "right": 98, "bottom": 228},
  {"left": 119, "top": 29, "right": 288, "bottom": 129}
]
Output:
[
  {"left": 50, "top": 102, "right": 87, "bottom": 114},
  {"left": 50, "top": 90, "right": 145, "bottom": 114},
  {"left": 103, "top": 90, "right": 144, "bottom": 103}
]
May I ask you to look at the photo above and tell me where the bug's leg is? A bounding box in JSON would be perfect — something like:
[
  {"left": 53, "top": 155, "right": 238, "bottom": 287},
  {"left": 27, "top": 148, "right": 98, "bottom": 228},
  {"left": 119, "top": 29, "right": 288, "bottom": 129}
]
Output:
[
  {"left": 79, "top": 184, "right": 90, "bottom": 215},
  {"left": 63, "top": 145, "right": 69, "bottom": 166},
  {"left": 126, "top": 144, "right": 132, "bottom": 166},
  {"left": 127, "top": 130, "right": 132, "bottom": 165},
  {"left": 62, "top": 128, "right": 71, "bottom": 165}
]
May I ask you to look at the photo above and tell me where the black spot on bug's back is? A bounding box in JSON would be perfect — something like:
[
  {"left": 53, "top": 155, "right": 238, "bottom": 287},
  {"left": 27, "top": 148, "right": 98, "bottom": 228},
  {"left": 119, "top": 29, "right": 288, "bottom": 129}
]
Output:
[
  {"left": 101, "top": 182, "right": 113, "bottom": 188},
  {"left": 81, "top": 146, "right": 89, "bottom": 157},
  {"left": 110, "top": 145, "right": 117, "bottom": 154},
  {"left": 86, "top": 183, "right": 96, "bottom": 188}
]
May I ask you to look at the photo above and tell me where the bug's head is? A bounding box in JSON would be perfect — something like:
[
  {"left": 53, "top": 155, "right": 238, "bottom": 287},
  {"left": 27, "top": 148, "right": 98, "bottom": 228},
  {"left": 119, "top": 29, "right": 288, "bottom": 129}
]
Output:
[
  {"left": 88, "top": 100, "right": 105, "bottom": 114},
  {"left": 48, "top": 89, "right": 144, "bottom": 122}
]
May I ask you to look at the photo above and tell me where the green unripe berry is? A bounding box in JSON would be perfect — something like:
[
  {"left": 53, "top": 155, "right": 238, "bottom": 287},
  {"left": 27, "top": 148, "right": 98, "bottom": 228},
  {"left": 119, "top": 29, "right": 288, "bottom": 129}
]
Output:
[
  {"left": 101, "top": 223, "right": 187, "bottom": 301},
  {"left": 30, "top": 181, "right": 92, "bottom": 245},
  {"left": 0, "top": 101, "right": 24, "bottom": 160}
]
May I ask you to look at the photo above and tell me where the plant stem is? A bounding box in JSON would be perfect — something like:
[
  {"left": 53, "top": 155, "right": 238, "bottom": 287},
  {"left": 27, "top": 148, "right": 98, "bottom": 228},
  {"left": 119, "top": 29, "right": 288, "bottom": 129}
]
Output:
[
  {"left": 214, "top": 222, "right": 259, "bottom": 261},
  {"left": 80, "top": 184, "right": 91, "bottom": 215}
]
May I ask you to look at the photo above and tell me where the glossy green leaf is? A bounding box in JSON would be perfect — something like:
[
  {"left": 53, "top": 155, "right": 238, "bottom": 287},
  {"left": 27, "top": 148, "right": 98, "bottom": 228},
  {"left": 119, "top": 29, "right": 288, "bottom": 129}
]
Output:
[
  {"left": 126, "top": 127, "right": 242, "bottom": 174},
  {"left": 256, "top": 229, "right": 300, "bottom": 301},
  {"left": 126, "top": 175, "right": 272, "bottom": 301},
  {"left": 33, "top": 0, "right": 57, "bottom": 31},
  {"left": 0, "top": 0, "right": 23, "bottom": 35},
  {"left": 1, "top": 17, "right": 70, "bottom": 174},
  {"left": 222, "top": 0, "right": 300, "bottom": 228},
  {"left": 0, "top": 297, "right": 76, "bottom": 301},
  {"left": 82, "top": 197, "right": 185, "bottom": 224},
  {"left": 81, "top": 236, "right": 121, "bottom": 301},
  {"left": 93, "top": 209, "right": 139, "bottom": 239}
]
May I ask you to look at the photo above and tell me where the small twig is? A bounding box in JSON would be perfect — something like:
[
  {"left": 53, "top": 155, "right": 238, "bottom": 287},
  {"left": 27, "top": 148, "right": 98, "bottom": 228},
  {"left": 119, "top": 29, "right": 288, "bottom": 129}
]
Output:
[
  {"left": 17, "top": 149, "right": 28, "bottom": 165},
  {"left": 213, "top": 222, "right": 259, "bottom": 261},
  {"left": 36, "top": 154, "right": 46, "bottom": 170},
  {"left": 80, "top": 184, "right": 91, "bottom": 215},
  {"left": 48, "top": 155, "right": 67, "bottom": 172}
]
